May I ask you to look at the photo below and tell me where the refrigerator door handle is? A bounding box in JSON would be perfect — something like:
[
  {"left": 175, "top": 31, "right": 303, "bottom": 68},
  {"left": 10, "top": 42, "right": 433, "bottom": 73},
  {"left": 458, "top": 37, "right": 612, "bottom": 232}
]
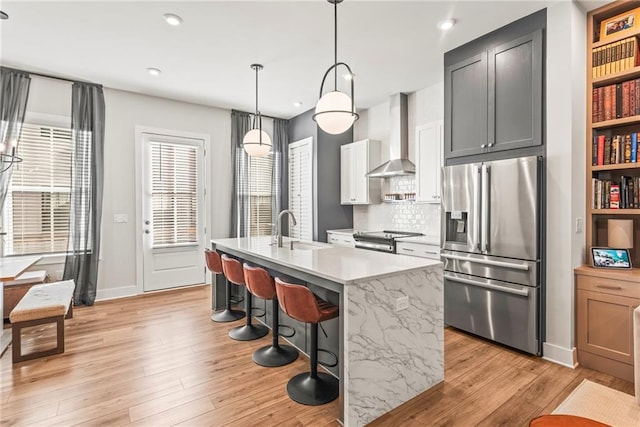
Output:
[
  {"left": 441, "top": 253, "right": 530, "bottom": 271},
  {"left": 475, "top": 165, "right": 482, "bottom": 251},
  {"left": 484, "top": 165, "right": 491, "bottom": 252},
  {"left": 444, "top": 273, "right": 530, "bottom": 297},
  {"left": 480, "top": 164, "right": 488, "bottom": 252}
]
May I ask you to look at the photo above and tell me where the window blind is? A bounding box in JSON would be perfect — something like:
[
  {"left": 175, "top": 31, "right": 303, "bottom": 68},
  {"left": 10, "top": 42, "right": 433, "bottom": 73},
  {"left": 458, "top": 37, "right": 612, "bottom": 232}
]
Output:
[
  {"left": 3, "top": 123, "right": 72, "bottom": 255},
  {"left": 150, "top": 142, "right": 198, "bottom": 247},
  {"left": 248, "top": 154, "right": 273, "bottom": 236},
  {"left": 288, "top": 141, "right": 312, "bottom": 241}
]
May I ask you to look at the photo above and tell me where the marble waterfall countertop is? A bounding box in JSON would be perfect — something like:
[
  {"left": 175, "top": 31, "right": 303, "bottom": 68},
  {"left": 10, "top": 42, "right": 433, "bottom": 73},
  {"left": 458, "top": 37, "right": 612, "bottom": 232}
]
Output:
[
  {"left": 211, "top": 236, "right": 440, "bottom": 285},
  {"left": 211, "top": 236, "right": 443, "bottom": 426}
]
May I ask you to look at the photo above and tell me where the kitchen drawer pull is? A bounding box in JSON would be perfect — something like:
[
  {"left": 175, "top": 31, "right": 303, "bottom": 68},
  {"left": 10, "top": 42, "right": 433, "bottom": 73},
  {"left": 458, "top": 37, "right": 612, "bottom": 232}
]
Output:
[
  {"left": 424, "top": 251, "right": 439, "bottom": 255},
  {"left": 595, "top": 284, "right": 622, "bottom": 291},
  {"left": 401, "top": 247, "right": 414, "bottom": 252},
  {"left": 441, "top": 253, "right": 529, "bottom": 271},
  {"left": 444, "top": 273, "right": 529, "bottom": 297}
]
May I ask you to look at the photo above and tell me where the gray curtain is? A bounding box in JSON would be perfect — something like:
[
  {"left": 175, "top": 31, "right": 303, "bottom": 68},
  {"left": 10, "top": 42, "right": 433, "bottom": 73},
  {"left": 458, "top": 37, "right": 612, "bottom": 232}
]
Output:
[
  {"left": 63, "top": 82, "right": 105, "bottom": 306},
  {"left": 230, "top": 110, "right": 251, "bottom": 237},
  {"left": 0, "top": 68, "right": 31, "bottom": 215},
  {"left": 271, "top": 118, "right": 289, "bottom": 235}
]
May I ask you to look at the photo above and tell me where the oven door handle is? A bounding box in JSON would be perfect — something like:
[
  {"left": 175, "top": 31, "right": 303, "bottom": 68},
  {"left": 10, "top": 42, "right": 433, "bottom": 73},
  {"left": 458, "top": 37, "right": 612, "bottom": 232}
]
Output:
[
  {"left": 441, "top": 253, "right": 530, "bottom": 271},
  {"left": 444, "top": 273, "right": 529, "bottom": 297}
]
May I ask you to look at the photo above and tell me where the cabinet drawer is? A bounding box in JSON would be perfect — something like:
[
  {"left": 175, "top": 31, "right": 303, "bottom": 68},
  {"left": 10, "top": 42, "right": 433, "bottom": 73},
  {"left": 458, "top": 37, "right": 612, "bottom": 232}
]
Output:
[
  {"left": 396, "top": 242, "right": 440, "bottom": 259},
  {"left": 576, "top": 275, "right": 640, "bottom": 299},
  {"left": 328, "top": 233, "right": 355, "bottom": 248}
]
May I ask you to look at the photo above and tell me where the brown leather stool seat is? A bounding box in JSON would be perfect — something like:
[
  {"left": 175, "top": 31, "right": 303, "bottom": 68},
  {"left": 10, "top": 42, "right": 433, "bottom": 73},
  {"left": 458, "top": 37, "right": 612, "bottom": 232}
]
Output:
[
  {"left": 221, "top": 255, "right": 268, "bottom": 341},
  {"left": 205, "top": 249, "right": 245, "bottom": 322},
  {"left": 529, "top": 415, "right": 609, "bottom": 427},
  {"left": 243, "top": 265, "right": 298, "bottom": 367},
  {"left": 275, "top": 277, "right": 339, "bottom": 406}
]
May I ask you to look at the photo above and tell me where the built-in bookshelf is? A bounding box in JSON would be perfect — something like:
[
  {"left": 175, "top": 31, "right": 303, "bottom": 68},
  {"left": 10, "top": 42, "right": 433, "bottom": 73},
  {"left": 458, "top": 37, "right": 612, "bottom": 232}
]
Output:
[{"left": 587, "top": 1, "right": 640, "bottom": 267}]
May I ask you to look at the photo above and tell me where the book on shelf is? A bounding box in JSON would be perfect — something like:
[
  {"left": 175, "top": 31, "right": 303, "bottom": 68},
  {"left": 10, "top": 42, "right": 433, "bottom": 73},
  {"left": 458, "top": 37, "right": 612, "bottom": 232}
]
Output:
[
  {"left": 592, "top": 177, "right": 640, "bottom": 209},
  {"left": 592, "top": 132, "right": 640, "bottom": 166},
  {"left": 593, "top": 77, "right": 640, "bottom": 122},
  {"left": 592, "top": 36, "right": 638, "bottom": 78}
]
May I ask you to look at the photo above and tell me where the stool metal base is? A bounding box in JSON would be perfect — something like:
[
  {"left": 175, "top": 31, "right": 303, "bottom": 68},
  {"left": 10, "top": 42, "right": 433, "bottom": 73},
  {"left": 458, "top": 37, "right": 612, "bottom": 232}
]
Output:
[
  {"left": 211, "top": 308, "right": 245, "bottom": 323},
  {"left": 286, "top": 372, "right": 339, "bottom": 406},
  {"left": 229, "top": 323, "right": 268, "bottom": 341},
  {"left": 253, "top": 344, "right": 298, "bottom": 367}
]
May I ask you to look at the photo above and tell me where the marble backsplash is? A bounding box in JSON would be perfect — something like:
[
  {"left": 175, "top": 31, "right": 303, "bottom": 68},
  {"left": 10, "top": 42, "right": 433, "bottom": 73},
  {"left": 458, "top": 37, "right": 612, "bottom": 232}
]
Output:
[{"left": 353, "top": 176, "right": 441, "bottom": 236}]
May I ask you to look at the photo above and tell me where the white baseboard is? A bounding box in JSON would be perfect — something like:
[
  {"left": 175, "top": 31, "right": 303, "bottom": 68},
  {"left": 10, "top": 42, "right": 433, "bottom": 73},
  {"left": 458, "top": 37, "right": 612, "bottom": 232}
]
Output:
[
  {"left": 96, "top": 284, "right": 139, "bottom": 302},
  {"left": 543, "top": 341, "right": 578, "bottom": 368}
]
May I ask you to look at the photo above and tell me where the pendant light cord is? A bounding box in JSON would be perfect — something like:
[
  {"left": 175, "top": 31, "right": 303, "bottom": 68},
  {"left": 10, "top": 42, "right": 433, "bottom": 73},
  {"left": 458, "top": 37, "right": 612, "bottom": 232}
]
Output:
[{"left": 334, "top": 0, "right": 338, "bottom": 91}]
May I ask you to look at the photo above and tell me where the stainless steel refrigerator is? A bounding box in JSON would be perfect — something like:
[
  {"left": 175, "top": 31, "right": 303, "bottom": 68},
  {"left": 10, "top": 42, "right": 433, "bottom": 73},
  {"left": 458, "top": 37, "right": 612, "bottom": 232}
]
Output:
[{"left": 441, "top": 155, "right": 542, "bottom": 355}]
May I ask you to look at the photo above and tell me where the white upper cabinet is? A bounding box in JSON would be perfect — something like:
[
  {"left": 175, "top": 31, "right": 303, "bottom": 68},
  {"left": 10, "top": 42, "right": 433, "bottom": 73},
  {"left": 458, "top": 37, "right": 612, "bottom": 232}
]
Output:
[
  {"left": 416, "top": 121, "right": 443, "bottom": 203},
  {"left": 340, "top": 139, "right": 381, "bottom": 205}
]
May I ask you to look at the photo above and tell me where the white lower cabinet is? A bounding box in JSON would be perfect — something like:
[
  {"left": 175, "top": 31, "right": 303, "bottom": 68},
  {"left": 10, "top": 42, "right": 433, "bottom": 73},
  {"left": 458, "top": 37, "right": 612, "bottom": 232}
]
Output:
[
  {"left": 396, "top": 241, "right": 440, "bottom": 260},
  {"left": 327, "top": 232, "right": 356, "bottom": 248}
]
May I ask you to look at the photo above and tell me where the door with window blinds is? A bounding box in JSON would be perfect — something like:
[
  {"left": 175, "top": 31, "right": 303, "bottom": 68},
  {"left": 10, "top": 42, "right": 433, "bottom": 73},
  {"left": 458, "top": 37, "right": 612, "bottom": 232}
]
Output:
[
  {"left": 140, "top": 133, "right": 205, "bottom": 292},
  {"left": 288, "top": 137, "right": 313, "bottom": 241}
]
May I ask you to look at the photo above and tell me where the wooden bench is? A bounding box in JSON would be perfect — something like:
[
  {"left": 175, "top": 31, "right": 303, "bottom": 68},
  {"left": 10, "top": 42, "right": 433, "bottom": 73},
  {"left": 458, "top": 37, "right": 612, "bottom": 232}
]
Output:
[
  {"left": 3, "top": 270, "right": 48, "bottom": 319},
  {"left": 9, "top": 280, "right": 75, "bottom": 363}
]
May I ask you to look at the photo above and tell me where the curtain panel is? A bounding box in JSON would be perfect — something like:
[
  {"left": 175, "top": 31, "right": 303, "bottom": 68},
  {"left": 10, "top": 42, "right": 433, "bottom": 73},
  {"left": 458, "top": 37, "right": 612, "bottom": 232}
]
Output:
[
  {"left": 63, "top": 82, "right": 105, "bottom": 306},
  {"left": 230, "top": 110, "right": 252, "bottom": 238},
  {"left": 0, "top": 67, "right": 31, "bottom": 215},
  {"left": 271, "top": 118, "right": 289, "bottom": 235}
]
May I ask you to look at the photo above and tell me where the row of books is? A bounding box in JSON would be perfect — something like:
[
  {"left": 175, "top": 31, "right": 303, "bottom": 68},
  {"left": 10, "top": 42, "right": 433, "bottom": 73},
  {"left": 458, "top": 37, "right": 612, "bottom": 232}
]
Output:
[
  {"left": 592, "top": 36, "right": 638, "bottom": 78},
  {"left": 592, "top": 176, "right": 640, "bottom": 209},
  {"left": 592, "top": 133, "right": 640, "bottom": 165},
  {"left": 592, "top": 78, "right": 640, "bottom": 122}
]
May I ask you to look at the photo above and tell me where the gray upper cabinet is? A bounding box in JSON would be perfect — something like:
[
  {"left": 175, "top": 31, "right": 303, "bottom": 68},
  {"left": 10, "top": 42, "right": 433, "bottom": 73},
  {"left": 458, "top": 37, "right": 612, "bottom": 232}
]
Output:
[
  {"left": 488, "top": 30, "right": 543, "bottom": 152},
  {"left": 445, "top": 52, "right": 488, "bottom": 158},
  {"left": 445, "top": 25, "right": 544, "bottom": 161}
]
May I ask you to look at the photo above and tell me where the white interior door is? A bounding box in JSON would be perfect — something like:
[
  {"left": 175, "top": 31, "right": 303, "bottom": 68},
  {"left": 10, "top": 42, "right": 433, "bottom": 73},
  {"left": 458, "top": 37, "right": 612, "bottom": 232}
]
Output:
[
  {"left": 288, "top": 137, "right": 313, "bottom": 241},
  {"left": 140, "top": 132, "right": 205, "bottom": 292}
]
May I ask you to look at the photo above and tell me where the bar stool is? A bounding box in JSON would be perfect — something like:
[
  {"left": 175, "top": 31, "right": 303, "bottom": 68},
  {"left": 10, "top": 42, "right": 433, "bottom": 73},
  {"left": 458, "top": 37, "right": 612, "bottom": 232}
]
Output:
[
  {"left": 221, "top": 255, "right": 268, "bottom": 341},
  {"left": 243, "top": 264, "right": 298, "bottom": 367},
  {"left": 275, "top": 277, "right": 339, "bottom": 406},
  {"left": 205, "top": 249, "right": 245, "bottom": 323}
]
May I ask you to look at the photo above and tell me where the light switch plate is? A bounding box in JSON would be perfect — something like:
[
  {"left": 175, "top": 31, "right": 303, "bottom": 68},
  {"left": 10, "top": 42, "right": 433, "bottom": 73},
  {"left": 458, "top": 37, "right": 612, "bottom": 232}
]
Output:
[
  {"left": 113, "top": 214, "right": 128, "bottom": 223},
  {"left": 395, "top": 295, "right": 409, "bottom": 312}
]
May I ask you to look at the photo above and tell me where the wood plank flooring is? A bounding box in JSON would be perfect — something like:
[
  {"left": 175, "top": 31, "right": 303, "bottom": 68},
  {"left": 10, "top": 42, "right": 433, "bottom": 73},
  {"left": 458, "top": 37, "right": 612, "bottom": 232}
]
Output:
[{"left": 1, "top": 285, "right": 634, "bottom": 426}]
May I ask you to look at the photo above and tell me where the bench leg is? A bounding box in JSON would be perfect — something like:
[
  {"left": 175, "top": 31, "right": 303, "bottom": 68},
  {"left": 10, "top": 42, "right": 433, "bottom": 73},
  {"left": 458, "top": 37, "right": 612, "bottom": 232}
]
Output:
[{"left": 12, "top": 315, "right": 65, "bottom": 363}]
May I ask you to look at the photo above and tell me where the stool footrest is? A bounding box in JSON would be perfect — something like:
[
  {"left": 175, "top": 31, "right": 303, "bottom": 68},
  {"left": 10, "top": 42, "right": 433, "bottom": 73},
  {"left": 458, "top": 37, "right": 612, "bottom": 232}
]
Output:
[
  {"left": 278, "top": 324, "right": 295, "bottom": 338},
  {"left": 317, "top": 348, "right": 339, "bottom": 368}
]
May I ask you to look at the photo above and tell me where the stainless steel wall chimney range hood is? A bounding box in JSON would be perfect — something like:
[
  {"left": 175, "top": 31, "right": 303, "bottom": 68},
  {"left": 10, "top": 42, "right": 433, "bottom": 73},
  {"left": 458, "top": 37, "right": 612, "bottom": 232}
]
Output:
[{"left": 366, "top": 93, "right": 415, "bottom": 178}]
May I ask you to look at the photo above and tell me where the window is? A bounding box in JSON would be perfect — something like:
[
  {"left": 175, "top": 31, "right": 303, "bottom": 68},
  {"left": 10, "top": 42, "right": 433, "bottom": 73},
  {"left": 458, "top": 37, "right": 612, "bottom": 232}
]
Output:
[
  {"left": 150, "top": 141, "right": 198, "bottom": 247},
  {"left": 2, "top": 123, "right": 72, "bottom": 255},
  {"left": 248, "top": 154, "right": 273, "bottom": 236}
]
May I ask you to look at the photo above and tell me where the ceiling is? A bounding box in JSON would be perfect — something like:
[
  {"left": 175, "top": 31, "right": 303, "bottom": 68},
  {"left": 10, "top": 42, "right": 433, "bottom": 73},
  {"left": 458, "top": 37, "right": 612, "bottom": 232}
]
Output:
[{"left": 0, "top": 1, "right": 595, "bottom": 119}]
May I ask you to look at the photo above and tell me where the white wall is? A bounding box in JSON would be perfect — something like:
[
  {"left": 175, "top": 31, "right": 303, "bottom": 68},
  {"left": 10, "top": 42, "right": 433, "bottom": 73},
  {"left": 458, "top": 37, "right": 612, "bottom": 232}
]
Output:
[
  {"left": 352, "top": 82, "right": 443, "bottom": 236},
  {"left": 17, "top": 77, "right": 233, "bottom": 300},
  {"left": 100, "top": 89, "right": 231, "bottom": 300},
  {"left": 542, "top": 0, "right": 586, "bottom": 367}
]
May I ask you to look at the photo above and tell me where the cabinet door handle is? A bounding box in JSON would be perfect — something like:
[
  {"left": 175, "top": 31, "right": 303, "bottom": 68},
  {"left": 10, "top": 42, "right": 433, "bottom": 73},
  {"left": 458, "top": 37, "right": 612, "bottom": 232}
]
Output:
[
  {"left": 488, "top": 143, "right": 495, "bottom": 148},
  {"left": 596, "top": 284, "right": 622, "bottom": 290},
  {"left": 481, "top": 144, "right": 487, "bottom": 148}
]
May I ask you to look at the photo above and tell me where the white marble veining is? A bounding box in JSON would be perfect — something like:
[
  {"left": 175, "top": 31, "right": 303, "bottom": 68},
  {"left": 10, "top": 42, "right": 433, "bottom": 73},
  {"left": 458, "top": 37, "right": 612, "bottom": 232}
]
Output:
[
  {"left": 344, "top": 266, "right": 444, "bottom": 426},
  {"left": 212, "top": 237, "right": 440, "bottom": 285}
]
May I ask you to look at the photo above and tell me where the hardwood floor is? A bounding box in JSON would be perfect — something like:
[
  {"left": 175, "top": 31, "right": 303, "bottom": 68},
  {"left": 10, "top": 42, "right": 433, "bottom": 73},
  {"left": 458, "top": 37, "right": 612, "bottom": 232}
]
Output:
[{"left": 1, "top": 285, "right": 634, "bottom": 426}]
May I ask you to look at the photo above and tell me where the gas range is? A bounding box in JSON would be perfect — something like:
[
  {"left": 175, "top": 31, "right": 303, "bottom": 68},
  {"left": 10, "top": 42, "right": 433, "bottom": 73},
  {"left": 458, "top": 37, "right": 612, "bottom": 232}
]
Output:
[{"left": 353, "top": 230, "right": 424, "bottom": 253}]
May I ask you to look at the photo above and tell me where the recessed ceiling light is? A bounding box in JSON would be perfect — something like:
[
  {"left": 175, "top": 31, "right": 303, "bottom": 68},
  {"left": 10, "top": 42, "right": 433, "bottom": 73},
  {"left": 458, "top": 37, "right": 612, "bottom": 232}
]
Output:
[
  {"left": 0, "top": 11, "right": 8, "bottom": 20},
  {"left": 343, "top": 73, "right": 355, "bottom": 81},
  {"left": 293, "top": 102, "right": 303, "bottom": 108},
  {"left": 147, "top": 68, "right": 162, "bottom": 76},
  {"left": 163, "top": 13, "right": 183, "bottom": 26},
  {"left": 438, "top": 19, "right": 456, "bottom": 31}
]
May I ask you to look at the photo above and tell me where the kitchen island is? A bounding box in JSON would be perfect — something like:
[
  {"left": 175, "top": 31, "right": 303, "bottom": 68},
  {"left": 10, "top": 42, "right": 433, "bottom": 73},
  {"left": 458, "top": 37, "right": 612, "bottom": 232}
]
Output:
[{"left": 211, "top": 237, "right": 443, "bottom": 427}]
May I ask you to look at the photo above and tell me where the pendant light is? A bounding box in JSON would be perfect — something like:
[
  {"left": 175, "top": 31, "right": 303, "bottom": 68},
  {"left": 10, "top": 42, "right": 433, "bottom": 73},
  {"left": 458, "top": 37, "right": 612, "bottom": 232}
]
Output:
[
  {"left": 313, "top": 0, "right": 359, "bottom": 135},
  {"left": 243, "top": 64, "right": 272, "bottom": 157}
]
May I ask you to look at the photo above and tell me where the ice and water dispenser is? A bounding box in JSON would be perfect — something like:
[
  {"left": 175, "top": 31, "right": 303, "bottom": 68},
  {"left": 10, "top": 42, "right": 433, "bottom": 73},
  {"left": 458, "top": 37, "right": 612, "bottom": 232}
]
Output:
[{"left": 444, "top": 211, "right": 468, "bottom": 244}]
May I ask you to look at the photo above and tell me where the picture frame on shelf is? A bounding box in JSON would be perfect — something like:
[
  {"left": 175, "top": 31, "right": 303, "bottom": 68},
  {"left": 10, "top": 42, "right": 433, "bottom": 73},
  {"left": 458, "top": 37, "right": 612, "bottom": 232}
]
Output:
[
  {"left": 599, "top": 8, "right": 640, "bottom": 42},
  {"left": 590, "top": 247, "right": 632, "bottom": 268}
]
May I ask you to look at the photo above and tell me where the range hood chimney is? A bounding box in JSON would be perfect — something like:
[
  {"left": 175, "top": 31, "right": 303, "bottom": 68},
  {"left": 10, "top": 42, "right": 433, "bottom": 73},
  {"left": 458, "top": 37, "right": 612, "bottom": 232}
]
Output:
[{"left": 366, "top": 93, "right": 415, "bottom": 178}]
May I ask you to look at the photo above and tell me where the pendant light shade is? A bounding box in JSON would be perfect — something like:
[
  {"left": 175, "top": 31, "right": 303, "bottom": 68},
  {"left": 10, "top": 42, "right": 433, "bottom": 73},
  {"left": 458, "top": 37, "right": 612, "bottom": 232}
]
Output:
[
  {"left": 243, "top": 64, "right": 272, "bottom": 157},
  {"left": 313, "top": 0, "right": 359, "bottom": 135}
]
